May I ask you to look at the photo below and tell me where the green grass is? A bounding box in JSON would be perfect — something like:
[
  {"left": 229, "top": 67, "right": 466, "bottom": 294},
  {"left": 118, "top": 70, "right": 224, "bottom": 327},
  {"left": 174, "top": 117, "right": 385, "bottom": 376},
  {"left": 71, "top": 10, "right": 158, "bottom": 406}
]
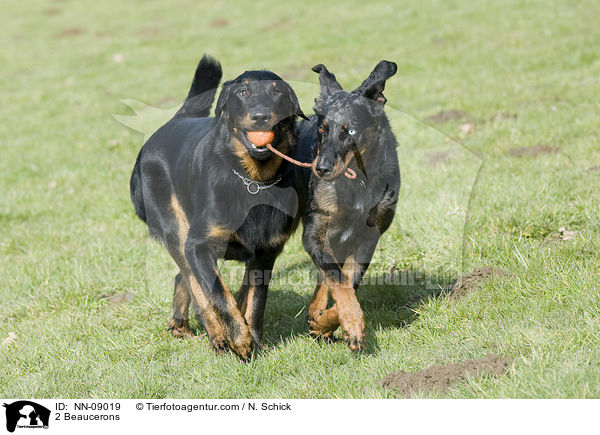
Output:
[{"left": 1, "top": 0, "right": 599, "bottom": 398}]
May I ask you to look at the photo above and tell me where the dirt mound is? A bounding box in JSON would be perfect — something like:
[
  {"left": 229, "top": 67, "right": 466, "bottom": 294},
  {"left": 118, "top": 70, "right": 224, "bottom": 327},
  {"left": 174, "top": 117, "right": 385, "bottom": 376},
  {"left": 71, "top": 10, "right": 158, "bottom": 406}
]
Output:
[
  {"left": 381, "top": 353, "right": 511, "bottom": 397},
  {"left": 447, "top": 267, "right": 511, "bottom": 299},
  {"left": 424, "top": 109, "right": 471, "bottom": 124},
  {"left": 508, "top": 143, "right": 559, "bottom": 157}
]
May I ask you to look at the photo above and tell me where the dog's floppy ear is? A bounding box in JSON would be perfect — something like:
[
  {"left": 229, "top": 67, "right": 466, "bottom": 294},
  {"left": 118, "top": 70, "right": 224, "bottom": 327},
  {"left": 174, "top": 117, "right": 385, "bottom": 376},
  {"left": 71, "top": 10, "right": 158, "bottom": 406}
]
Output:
[
  {"left": 354, "top": 60, "right": 397, "bottom": 105},
  {"left": 286, "top": 84, "right": 308, "bottom": 120},
  {"left": 215, "top": 79, "right": 233, "bottom": 119},
  {"left": 312, "top": 64, "right": 342, "bottom": 111}
]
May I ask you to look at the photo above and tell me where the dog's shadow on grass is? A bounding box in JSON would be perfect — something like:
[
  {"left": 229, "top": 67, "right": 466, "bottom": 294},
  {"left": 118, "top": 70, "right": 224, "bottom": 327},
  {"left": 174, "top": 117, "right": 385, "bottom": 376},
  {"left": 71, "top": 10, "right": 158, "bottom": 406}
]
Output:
[{"left": 263, "top": 269, "right": 456, "bottom": 355}]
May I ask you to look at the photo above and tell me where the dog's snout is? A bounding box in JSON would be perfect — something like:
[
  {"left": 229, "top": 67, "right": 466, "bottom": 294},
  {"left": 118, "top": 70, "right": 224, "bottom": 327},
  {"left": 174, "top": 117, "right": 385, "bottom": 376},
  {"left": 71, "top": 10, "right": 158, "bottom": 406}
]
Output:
[
  {"left": 250, "top": 109, "right": 271, "bottom": 123},
  {"left": 315, "top": 160, "right": 334, "bottom": 177}
]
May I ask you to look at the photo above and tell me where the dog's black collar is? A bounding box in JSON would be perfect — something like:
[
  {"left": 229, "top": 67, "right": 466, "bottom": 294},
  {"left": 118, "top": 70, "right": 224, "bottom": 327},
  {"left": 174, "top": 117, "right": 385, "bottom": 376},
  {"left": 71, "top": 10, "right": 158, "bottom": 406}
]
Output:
[{"left": 231, "top": 169, "right": 281, "bottom": 194}]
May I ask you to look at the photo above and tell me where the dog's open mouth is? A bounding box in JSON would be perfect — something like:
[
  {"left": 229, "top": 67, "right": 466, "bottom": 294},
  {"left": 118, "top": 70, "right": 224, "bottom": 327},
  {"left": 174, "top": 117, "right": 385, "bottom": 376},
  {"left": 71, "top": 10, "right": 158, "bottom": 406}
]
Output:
[{"left": 239, "top": 129, "right": 275, "bottom": 154}]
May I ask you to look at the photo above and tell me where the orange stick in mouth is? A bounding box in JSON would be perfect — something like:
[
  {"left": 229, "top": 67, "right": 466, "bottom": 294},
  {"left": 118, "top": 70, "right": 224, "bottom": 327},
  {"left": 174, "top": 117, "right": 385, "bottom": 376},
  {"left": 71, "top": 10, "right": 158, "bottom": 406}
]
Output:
[{"left": 247, "top": 131, "right": 275, "bottom": 147}]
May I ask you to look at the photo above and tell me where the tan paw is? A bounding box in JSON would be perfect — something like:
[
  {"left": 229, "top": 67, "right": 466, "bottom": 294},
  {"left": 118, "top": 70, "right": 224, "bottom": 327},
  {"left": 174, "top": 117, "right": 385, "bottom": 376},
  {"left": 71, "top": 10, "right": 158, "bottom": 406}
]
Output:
[
  {"left": 339, "top": 315, "right": 365, "bottom": 351},
  {"left": 168, "top": 318, "right": 194, "bottom": 338}
]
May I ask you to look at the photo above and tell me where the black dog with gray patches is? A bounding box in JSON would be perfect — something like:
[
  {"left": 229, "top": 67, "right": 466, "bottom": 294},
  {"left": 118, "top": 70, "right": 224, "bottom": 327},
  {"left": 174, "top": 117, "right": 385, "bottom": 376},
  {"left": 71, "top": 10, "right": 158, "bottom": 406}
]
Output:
[
  {"left": 130, "top": 55, "right": 307, "bottom": 360},
  {"left": 298, "top": 60, "right": 400, "bottom": 351}
]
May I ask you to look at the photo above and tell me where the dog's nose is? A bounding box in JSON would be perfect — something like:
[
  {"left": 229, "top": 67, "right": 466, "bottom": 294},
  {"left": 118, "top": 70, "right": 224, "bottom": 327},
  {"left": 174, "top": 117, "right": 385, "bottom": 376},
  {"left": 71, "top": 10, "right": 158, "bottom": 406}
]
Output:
[
  {"left": 250, "top": 111, "right": 271, "bottom": 123},
  {"left": 315, "top": 161, "right": 334, "bottom": 177}
]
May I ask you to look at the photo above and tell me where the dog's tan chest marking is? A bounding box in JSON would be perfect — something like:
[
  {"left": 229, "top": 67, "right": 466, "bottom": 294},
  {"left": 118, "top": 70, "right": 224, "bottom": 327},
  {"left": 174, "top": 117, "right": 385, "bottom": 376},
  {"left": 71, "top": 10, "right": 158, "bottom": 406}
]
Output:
[{"left": 232, "top": 137, "right": 287, "bottom": 182}]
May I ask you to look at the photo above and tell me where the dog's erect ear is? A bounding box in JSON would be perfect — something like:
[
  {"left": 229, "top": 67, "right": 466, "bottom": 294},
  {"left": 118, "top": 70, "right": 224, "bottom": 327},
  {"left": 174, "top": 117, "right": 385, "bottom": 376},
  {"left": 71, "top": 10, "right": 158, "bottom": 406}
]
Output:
[
  {"left": 312, "top": 64, "right": 343, "bottom": 105},
  {"left": 215, "top": 79, "right": 233, "bottom": 119},
  {"left": 286, "top": 84, "right": 308, "bottom": 120},
  {"left": 354, "top": 60, "right": 397, "bottom": 105}
]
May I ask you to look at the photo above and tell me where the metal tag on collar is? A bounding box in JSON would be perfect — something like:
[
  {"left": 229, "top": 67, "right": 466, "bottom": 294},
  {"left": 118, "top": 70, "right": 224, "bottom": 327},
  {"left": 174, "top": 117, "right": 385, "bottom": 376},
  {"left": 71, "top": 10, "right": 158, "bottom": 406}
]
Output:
[{"left": 247, "top": 182, "right": 260, "bottom": 194}]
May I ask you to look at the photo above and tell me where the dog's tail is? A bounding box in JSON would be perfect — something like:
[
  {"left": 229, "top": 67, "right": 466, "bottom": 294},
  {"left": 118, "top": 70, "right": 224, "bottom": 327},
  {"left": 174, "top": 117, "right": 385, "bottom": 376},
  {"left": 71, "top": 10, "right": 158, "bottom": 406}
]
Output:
[
  {"left": 130, "top": 150, "right": 146, "bottom": 223},
  {"left": 174, "top": 54, "right": 222, "bottom": 118}
]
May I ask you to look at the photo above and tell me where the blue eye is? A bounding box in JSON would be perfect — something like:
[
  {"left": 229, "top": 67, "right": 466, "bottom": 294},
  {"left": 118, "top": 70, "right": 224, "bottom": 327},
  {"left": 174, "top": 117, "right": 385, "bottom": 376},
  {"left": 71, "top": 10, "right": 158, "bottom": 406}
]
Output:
[{"left": 348, "top": 129, "right": 357, "bottom": 135}]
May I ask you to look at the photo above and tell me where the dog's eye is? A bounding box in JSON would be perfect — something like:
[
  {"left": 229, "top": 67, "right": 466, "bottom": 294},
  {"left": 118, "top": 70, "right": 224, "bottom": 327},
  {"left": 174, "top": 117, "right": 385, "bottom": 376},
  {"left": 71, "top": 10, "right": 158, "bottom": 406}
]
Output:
[
  {"left": 318, "top": 125, "right": 326, "bottom": 134},
  {"left": 272, "top": 88, "right": 281, "bottom": 96},
  {"left": 348, "top": 129, "right": 357, "bottom": 136},
  {"left": 239, "top": 89, "right": 248, "bottom": 97}
]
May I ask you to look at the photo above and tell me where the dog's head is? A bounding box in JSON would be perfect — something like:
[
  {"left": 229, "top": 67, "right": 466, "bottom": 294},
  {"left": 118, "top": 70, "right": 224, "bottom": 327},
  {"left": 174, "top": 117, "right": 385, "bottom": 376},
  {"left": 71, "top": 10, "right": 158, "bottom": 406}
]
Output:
[
  {"left": 215, "top": 70, "right": 306, "bottom": 161},
  {"left": 311, "top": 61, "right": 397, "bottom": 181}
]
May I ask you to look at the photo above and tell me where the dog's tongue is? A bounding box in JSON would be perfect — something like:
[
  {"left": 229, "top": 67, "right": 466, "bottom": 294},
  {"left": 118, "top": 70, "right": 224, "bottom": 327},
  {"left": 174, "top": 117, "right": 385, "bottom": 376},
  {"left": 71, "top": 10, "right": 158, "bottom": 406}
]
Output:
[{"left": 247, "top": 131, "right": 274, "bottom": 147}]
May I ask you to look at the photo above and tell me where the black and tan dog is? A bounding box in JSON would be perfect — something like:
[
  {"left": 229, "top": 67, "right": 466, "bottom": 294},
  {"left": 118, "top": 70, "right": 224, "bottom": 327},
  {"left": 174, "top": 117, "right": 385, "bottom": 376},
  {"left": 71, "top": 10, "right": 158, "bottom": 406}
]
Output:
[
  {"left": 130, "top": 55, "right": 307, "bottom": 360},
  {"left": 299, "top": 60, "right": 400, "bottom": 351}
]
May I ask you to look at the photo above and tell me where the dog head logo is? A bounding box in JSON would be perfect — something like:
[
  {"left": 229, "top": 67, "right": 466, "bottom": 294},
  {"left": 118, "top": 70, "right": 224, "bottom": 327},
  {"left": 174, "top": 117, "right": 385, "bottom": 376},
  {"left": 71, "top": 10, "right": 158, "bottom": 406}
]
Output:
[{"left": 3, "top": 401, "right": 50, "bottom": 433}]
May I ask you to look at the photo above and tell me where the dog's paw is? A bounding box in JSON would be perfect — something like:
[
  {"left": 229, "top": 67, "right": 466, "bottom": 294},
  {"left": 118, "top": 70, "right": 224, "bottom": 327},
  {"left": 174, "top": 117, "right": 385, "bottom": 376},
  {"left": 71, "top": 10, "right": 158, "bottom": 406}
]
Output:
[
  {"left": 308, "top": 328, "right": 337, "bottom": 343},
  {"left": 307, "top": 307, "right": 340, "bottom": 339},
  {"left": 339, "top": 315, "right": 365, "bottom": 352},
  {"left": 210, "top": 336, "right": 231, "bottom": 354},
  {"left": 341, "top": 329, "right": 365, "bottom": 352},
  {"left": 168, "top": 318, "right": 194, "bottom": 339},
  {"left": 229, "top": 329, "right": 254, "bottom": 361}
]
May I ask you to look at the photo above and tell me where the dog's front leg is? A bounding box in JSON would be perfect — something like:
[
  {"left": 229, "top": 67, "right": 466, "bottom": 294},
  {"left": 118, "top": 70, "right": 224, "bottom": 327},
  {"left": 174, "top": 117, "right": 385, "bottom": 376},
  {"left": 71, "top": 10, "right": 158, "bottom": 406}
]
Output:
[
  {"left": 236, "top": 249, "right": 281, "bottom": 350},
  {"left": 303, "top": 227, "right": 366, "bottom": 350},
  {"left": 329, "top": 257, "right": 366, "bottom": 352},
  {"left": 184, "top": 239, "right": 253, "bottom": 360},
  {"left": 302, "top": 226, "right": 344, "bottom": 339}
]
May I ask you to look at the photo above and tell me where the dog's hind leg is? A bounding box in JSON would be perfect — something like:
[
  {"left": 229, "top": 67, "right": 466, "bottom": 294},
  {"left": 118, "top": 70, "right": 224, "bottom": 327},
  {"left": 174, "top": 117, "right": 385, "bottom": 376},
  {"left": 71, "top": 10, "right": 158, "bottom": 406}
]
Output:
[
  {"left": 308, "top": 252, "right": 374, "bottom": 350},
  {"left": 329, "top": 239, "right": 379, "bottom": 351},
  {"left": 168, "top": 272, "right": 194, "bottom": 338}
]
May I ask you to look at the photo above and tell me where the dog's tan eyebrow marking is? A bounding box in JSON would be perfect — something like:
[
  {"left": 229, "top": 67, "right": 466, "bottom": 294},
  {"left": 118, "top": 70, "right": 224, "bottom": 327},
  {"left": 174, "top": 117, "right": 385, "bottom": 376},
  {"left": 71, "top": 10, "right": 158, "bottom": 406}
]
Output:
[
  {"left": 272, "top": 81, "right": 276, "bottom": 86},
  {"left": 243, "top": 79, "right": 249, "bottom": 85}
]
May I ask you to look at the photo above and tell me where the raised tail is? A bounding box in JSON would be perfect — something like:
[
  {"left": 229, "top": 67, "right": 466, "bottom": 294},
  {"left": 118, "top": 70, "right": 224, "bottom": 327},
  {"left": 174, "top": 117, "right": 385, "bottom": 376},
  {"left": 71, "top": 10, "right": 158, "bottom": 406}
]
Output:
[
  {"left": 130, "top": 149, "right": 146, "bottom": 222},
  {"left": 173, "top": 54, "right": 222, "bottom": 118}
]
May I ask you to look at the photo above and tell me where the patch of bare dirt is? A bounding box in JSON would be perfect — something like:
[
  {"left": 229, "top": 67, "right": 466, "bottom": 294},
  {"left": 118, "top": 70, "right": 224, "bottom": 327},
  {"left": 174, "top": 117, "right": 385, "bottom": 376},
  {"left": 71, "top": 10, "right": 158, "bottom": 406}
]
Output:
[
  {"left": 381, "top": 353, "right": 511, "bottom": 397},
  {"left": 209, "top": 18, "right": 229, "bottom": 28},
  {"left": 586, "top": 165, "right": 599, "bottom": 172},
  {"left": 43, "top": 8, "right": 61, "bottom": 15},
  {"left": 424, "top": 109, "right": 471, "bottom": 124},
  {"left": 53, "top": 27, "right": 85, "bottom": 38},
  {"left": 508, "top": 143, "right": 559, "bottom": 157},
  {"left": 447, "top": 267, "right": 511, "bottom": 299}
]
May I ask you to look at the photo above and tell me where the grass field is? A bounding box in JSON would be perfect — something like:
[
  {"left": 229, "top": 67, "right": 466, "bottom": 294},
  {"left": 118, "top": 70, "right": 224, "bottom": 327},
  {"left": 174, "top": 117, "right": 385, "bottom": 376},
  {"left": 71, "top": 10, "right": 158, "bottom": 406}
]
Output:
[{"left": 1, "top": 0, "right": 599, "bottom": 398}]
